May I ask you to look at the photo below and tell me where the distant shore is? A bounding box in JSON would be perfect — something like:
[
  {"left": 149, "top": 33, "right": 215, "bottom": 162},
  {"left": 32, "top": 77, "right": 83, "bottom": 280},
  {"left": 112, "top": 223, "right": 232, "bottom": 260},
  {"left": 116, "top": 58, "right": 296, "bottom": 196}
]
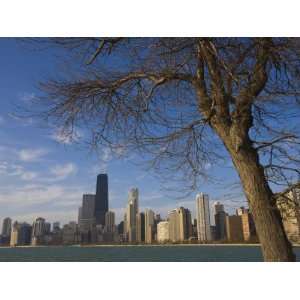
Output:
[
  {"left": 0, "top": 243, "right": 300, "bottom": 249},
  {"left": 0, "top": 243, "right": 299, "bottom": 248}
]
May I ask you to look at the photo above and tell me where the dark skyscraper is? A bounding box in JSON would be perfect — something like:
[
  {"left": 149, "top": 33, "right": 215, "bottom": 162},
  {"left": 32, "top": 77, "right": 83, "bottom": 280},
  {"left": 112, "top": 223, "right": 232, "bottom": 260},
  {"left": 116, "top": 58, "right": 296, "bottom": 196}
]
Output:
[
  {"left": 213, "top": 202, "right": 227, "bottom": 241},
  {"left": 95, "top": 174, "right": 109, "bottom": 225},
  {"left": 1, "top": 217, "right": 12, "bottom": 237}
]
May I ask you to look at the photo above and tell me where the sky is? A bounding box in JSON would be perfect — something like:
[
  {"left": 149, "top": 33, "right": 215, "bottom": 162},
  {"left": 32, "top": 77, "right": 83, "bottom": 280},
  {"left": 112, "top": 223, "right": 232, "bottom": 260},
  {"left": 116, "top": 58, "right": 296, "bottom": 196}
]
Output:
[{"left": 0, "top": 38, "right": 247, "bottom": 230}]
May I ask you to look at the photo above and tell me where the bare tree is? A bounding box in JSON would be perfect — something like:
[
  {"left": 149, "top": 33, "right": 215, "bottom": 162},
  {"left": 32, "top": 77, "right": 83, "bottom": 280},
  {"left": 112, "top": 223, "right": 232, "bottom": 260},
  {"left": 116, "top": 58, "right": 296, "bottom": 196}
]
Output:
[{"left": 30, "top": 38, "right": 300, "bottom": 261}]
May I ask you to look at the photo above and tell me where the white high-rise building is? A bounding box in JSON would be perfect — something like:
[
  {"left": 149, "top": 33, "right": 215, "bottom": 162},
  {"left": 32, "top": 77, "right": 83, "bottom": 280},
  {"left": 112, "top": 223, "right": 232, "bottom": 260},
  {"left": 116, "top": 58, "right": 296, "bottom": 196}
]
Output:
[
  {"left": 126, "top": 188, "right": 139, "bottom": 242},
  {"left": 31, "top": 217, "right": 46, "bottom": 245},
  {"left": 105, "top": 211, "right": 115, "bottom": 233},
  {"left": 168, "top": 209, "right": 180, "bottom": 242},
  {"left": 157, "top": 221, "right": 169, "bottom": 243},
  {"left": 196, "top": 193, "right": 211, "bottom": 242}
]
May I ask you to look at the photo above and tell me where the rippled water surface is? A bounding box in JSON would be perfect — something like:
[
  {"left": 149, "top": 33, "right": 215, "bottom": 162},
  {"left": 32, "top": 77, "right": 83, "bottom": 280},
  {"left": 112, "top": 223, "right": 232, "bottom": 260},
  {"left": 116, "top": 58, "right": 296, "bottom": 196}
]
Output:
[{"left": 0, "top": 245, "right": 299, "bottom": 261}]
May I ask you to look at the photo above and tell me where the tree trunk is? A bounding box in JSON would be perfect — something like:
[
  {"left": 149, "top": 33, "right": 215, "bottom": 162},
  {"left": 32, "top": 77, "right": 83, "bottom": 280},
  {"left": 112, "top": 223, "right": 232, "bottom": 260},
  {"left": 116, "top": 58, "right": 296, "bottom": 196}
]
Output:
[{"left": 227, "top": 140, "right": 296, "bottom": 261}]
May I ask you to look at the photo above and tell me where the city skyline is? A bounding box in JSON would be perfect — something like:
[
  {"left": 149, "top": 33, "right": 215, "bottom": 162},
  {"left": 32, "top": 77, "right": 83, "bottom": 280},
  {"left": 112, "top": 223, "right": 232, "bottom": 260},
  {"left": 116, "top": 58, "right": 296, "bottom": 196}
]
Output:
[
  {"left": 1, "top": 172, "right": 257, "bottom": 246},
  {"left": 1, "top": 172, "right": 299, "bottom": 248},
  {"left": 0, "top": 171, "right": 246, "bottom": 233}
]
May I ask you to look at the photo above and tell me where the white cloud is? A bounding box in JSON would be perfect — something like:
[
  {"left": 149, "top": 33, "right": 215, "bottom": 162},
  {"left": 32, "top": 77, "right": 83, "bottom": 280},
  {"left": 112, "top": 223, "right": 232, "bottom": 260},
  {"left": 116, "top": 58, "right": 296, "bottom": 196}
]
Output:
[
  {"left": 18, "top": 148, "right": 48, "bottom": 162},
  {"left": 20, "top": 171, "right": 38, "bottom": 181},
  {"left": 7, "top": 113, "right": 34, "bottom": 126},
  {"left": 50, "top": 127, "right": 82, "bottom": 145},
  {"left": 0, "top": 183, "right": 82, "bottom": 207},
  {"left": 0, "top": 161, "right": 39, "bottom": 182},
  {"left": 20, "top": 92, "right": 36, "bottom": 103},
  {"left": 50, "top": 163, "right": 77, "bottom": 180}
]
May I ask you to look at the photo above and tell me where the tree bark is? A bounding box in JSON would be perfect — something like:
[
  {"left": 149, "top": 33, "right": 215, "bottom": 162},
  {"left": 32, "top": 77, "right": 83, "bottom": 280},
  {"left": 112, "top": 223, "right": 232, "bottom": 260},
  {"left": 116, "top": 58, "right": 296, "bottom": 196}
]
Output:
[{"left": 226, "top": 137, "right": 296, "bottom": 261}]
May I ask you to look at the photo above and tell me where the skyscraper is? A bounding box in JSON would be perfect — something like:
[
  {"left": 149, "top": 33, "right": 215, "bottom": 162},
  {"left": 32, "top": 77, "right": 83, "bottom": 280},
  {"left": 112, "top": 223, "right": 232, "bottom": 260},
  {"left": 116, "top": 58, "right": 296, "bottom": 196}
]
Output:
[
  {"left": 157, "top": 221, "right": 169, "bottom": 243},
  {"left": 81, "top": 194, "right": 96, "bottom": 220},
  {"left": 95, "top": 174, "right": 109, "bottom": 225},
  {"left": 53, "top": 222, "right": 60, "bottom": 232},
  {"left": 136, "top": 212, "right": 145, "bottom": 243},
  {"left": 196, "top": 193, "right": 211, "bottom": 242},
  {"left": 125, "top": 188, "right": 139, "bottom": 242},
  {"left": 1, "top": 217, "right": 12, "bottom": 238},
  {"left": 31, "top": 217, "right": 46, "bottom": 245},
  {"left": 226, "top": 215, "right": 244, "bottom": 242},
  {"left": 105, "top": 211, "right": 115, "bottom": 233},
  {"left": 78, "top": 207, "right": 82, "bottom": 224},
  {"left": 104, "top": 211, "right": 117, "bottom": 242},
  {"left": 213, "top": 201, "right": 224, "bottom": 214},
  {"left": 79, "top": 194, "right": 96, "bottom": 244},
  {"left": 168, "top": 209, "right": 180, "bottom": 242},
  {"left": 10, "top": 222, "right": 32, "bottom": 247},
  {"left": 213, "top": 201, "right": 227, "bottom": 240},
  {"left": 168, "top": 207, "right": 192, "bottom": 242},
  {"left": 145, "top": 209, "right": 155, "bottom": 244},
  {"left": 178, "top": 207, "right": 192, "bottom": 241},
  {"left": 62, "top": 222, "right": 80, "bottom": 245}
]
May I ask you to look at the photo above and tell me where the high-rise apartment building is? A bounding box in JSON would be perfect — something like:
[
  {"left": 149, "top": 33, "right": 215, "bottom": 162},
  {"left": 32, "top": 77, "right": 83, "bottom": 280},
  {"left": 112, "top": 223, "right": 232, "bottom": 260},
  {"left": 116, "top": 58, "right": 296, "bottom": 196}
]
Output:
[
  {"left": 123, "top": 212, "right": 127, "bottom": 239},
  {"left": 213, "top": 202, "right": 224, "bottom": 214},
  {"left": 136, "top": 212, "right": 145, "bottom": 243},
  {"left": 45, "top": 222, "right": 51, "bottom": 235},
  {"left": 53, "top": 222, "right": 60, "bottom": 232},
  {"left": 31, "top": 217, "right": 46, "bottom": 245},
  {"left": 213, "top": 201, "right": 227, "bottom": 241},
  {"left": 81, "top": 194, "right": 96, "bottom": 220},
  {"left": 145, "top": 209, "right": 155, "bottom": 244},
  {"left": 103, "top": 211, "right": 117, "bottom": 242},
  {"left": 105, "top": 211, "right": 115, "bottom": 233},
  {"left": 10, "top": 222, "right": 32, "bottom": 247},
  {"left": 78, "top": 207, "right": 82, "bottom": 224},
  {"left": 196, "top": 193, "right": 211, "bottom": 242},
  {"left": 125, "top": 188, "right": 139, "bottom": 242},
  {"left": 168, "top": 209, "right": 180, "bottom": 242},
  {"left": 178, "top": 207, "right": 192, "bottom": 241},
  {"left": 1, "top": 217, "right": 12, "bottom": 238},
  {"left": 95, "top": 174, "right": 109, "bottom": 225},
  {"left": 225, "top": 215, "right": 244, "bottom": 242},
  {"left": 51, "top": 222, "right": 62, "bottom": 245},
  {"left": 32, "top": 217, "right": 46, "bottom": 236},
  {"left": 79, "top": 194, "right": 97, "bottom": 243},
  {"left": 168, "top": 207, "right": 192, "bottom": 242},
  {"left": 62, "top": 222, "right": 80, "bottom": 244},
  {"left": 157, "top": 221, "right": 169, "bottom": 243}
]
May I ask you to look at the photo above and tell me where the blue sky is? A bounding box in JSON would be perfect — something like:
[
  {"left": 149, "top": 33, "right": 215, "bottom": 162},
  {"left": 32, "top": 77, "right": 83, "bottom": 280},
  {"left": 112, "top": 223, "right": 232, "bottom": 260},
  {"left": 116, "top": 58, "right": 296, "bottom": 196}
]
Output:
[{"left": 0, "top": 38, "right": 247, "bottom": 229}]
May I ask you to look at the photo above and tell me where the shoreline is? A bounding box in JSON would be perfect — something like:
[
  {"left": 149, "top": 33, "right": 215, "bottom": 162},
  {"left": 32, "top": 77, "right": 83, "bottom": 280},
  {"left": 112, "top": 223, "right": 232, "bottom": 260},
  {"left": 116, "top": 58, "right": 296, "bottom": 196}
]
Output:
[
  {"left": 0, "top": 243, "right": 299, "bottom": 249},
  {"left": 0, "top": 243, "right": 300, "bottom": 249}
]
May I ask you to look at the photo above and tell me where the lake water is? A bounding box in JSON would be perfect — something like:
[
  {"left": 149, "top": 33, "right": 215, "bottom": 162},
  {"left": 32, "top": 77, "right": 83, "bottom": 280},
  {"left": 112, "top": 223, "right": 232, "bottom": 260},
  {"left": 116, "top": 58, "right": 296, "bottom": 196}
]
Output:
[{"left": 0, "top": 245, "right": 300, "bottom": 261}]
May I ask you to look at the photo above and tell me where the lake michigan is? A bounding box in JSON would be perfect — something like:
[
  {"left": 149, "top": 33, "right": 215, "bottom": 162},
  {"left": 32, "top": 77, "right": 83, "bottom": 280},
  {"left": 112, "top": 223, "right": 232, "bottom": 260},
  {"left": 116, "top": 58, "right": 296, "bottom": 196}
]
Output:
[{"left": 0, "top": 245, "right": 300, "bottom": 262}]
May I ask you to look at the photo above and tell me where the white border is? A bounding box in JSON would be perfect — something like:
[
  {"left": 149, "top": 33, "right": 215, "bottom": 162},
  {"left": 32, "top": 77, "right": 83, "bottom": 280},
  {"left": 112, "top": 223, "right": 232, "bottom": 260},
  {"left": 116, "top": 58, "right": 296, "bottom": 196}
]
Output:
[
  {"left": 0, "top": 262, "right": 299, "bottom": 300},
  {"left": 0, "top": 1, "right": 300, "bottom": 299},
  {"left": 0, "top": 0, "right": 300, "bottom": 36}
]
